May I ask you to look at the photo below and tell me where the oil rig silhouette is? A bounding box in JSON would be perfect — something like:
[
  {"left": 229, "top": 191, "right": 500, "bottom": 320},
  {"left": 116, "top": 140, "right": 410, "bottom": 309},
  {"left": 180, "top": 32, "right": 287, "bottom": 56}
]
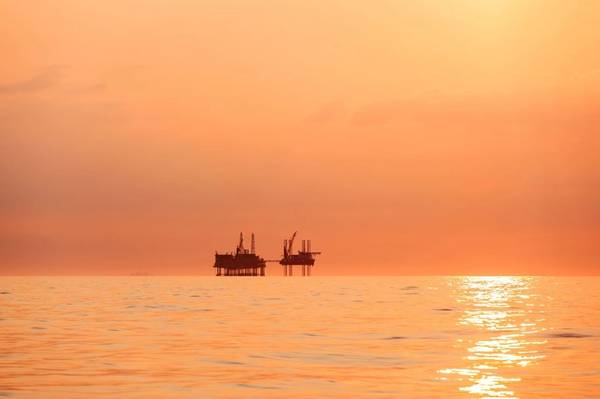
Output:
[
  {"left": 280, "top": 231, "right": 321, "bottom": 276},
  {"left": 213, "top": 232, "right": 320, "bottom": 276},
  {"left": 214, "top": 233, "right": 266, "bottom": 276}
]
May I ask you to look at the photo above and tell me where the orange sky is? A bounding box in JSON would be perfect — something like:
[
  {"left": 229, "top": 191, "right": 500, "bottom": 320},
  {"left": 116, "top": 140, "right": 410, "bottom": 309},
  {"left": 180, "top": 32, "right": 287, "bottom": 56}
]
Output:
[{"left": 1, "top": 0, "right": 599, "bottom": 275}]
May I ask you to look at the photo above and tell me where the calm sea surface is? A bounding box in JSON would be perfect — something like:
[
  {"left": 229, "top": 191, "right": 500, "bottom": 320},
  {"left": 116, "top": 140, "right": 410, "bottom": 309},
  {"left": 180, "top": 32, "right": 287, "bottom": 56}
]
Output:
[{"left": 0, "top": 276, "right": 598, "bottom": 398}]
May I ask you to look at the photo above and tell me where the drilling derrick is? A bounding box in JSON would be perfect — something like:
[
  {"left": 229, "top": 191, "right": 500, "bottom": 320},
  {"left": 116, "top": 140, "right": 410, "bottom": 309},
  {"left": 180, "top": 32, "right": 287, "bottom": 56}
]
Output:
[{"left": 214, "top": 232, "right": 266, "bottom": 276}]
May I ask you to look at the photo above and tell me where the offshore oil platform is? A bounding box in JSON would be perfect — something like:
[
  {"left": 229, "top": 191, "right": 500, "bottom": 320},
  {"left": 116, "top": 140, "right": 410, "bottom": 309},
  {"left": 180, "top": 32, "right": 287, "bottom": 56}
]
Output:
[
  {"left": 214, "top": 233, "right": 266, "bottom": 276},
  {"left": 280, "top": 231, "right": 321, "bottom": 276},
  {"left": 213, "top": 232, "right": 320, "bottom": 276}
]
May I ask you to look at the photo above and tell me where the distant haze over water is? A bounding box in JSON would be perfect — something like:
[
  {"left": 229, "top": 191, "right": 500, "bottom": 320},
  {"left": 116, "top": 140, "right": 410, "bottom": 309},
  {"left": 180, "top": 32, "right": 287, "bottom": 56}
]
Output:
[{"left": 3, "top": 1, "right": 600, "bottom": 276}]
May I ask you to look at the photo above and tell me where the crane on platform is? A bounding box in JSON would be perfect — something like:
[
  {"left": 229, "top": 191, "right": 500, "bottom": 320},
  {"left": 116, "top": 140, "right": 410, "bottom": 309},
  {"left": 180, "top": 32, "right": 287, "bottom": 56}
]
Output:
[
  {"left": 284, "top": 231, "right": 297, "bottom": 257},
  {"left": 280, "top": 231, "right": 320, "bottom": 276}
]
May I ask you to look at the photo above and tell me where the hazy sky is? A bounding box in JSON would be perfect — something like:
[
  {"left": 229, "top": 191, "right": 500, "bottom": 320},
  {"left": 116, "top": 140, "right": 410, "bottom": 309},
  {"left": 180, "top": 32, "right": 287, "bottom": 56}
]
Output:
[{"left": 1, "top": 0, "right": 599, "bottom": 275}]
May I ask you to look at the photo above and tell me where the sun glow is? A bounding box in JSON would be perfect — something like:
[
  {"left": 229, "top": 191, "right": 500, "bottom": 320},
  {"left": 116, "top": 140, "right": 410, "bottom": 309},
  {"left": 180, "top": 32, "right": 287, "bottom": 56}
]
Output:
[{"left": 439, "top": 277, "right": 547, "bottom": 398}]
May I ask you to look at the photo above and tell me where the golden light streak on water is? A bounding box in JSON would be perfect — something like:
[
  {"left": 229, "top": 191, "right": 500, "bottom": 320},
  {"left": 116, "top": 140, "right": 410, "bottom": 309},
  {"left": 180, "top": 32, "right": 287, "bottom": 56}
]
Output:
[{"left": 439, "top": 277, "right": 547, "bottom": 398}]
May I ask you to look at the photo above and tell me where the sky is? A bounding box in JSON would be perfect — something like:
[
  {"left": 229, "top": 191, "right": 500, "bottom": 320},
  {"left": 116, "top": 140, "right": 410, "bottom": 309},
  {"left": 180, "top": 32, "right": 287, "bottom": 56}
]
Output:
[{"left": 1, "top": 0, "right": 599, "bottom": 275}]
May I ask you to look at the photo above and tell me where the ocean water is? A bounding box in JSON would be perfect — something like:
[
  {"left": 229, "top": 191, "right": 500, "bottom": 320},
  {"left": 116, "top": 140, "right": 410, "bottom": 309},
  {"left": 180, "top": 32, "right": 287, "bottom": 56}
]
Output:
[{"left": 0, "top": 276, "right": 598, "bottom": 398}]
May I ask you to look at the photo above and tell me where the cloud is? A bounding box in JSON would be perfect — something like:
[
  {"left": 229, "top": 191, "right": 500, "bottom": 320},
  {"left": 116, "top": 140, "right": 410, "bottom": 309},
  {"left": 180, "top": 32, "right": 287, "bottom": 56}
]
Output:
[
  {"left": 352, "top": 100, "right": 405, "bottom": 126},
  {"left": 0, "top": 66, "right": 64, "bottom": 94},
  {"left": 351, "top": 92, "right": 600, "bottom": 128},
  {"left": 67, "top": 82, "right": 107, "bottom": 94},
  {"left": 304, "top": 100, "right": 346, "bottom": 125}
]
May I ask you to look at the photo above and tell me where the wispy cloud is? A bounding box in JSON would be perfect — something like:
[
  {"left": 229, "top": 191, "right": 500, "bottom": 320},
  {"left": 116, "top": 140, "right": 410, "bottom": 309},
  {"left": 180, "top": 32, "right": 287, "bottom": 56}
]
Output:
[
  {"left": 67, "top": 82, "right": 107, "bottom": 94},
  {"left": 304, "top": 100, "right": 347, "bottom": 125},
  {"left": 0, "top": 66, "right": 64, "bottom": 94},
  {"left": 351, "top": 91, "right": 600, "bottom": 128}
]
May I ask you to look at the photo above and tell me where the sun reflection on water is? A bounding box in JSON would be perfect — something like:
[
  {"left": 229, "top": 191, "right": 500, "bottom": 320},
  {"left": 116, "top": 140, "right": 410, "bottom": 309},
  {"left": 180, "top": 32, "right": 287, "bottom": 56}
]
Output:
[{"left": 439, "top": 277, "right": 547, "bottom": 398}]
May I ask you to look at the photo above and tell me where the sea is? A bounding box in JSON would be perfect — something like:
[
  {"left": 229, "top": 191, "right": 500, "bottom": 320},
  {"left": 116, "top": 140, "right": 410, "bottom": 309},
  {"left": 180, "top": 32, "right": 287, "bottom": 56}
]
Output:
[{"left": 0, "top": 276, "right": 598, "bottom": 398}]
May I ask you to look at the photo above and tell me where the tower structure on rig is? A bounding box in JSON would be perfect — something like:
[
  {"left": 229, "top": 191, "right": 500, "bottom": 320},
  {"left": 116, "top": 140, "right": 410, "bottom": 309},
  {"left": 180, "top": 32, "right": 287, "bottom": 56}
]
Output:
[
  {"left": 279, "top": 231, "right": 321, "bottom": 276},
  {"left": 214, "top": 233, "right": 266, "bottom": 276}
]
